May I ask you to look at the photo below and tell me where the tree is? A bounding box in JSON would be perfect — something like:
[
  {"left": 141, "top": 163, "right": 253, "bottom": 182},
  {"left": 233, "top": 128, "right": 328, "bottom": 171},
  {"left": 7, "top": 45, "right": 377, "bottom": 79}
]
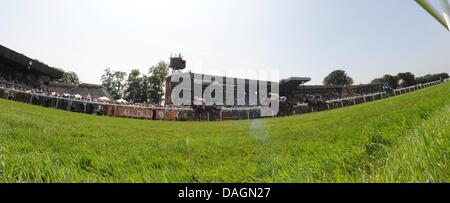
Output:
[
  {"left": 124, "top": 69, "right": 144, "bottom": 103},
  {"left": 437, "top": 73, "right": 449, "bottom": 81},
  {"left": 112, "top": 71, "right": 127, "bottom": 99},
  {"left": 146, "top": 61, "right": 169, "bottom": 104},
  {"left": 101, "top": 68, "right": 115, "bottom": 98},
  {"left": 397, "top": 72, "right": 416, "bottom": 87},
  {"left": 416, "top": 74, "right": 434, "bottom": 84},
  {"left": 416, "top": 72, "right": 449, "bottom": 84},
  {"left": 101, "top": 68, "right": 127, "bottom": 99},
  {"left": 323, "top": 70, "right": 354, "bottom": 86},
  {"left": 62, "top": 71, "right": 80, "bottom": 85},
  {"left": 140, "top": 74, "right": 151, "bottom": 103},
  {"left": 371, "top": 74, "right": 399, "bottom": 88}
]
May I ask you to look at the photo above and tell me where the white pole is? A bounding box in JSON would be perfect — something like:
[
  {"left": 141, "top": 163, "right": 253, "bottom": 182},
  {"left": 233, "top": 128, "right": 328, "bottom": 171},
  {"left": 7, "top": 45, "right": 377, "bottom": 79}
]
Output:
[
  {"left": 441, "top": 0, "right": 450, "bottom": 30},
  {"left": 416, "top": 0, "right": 450, "bottom": 30}
]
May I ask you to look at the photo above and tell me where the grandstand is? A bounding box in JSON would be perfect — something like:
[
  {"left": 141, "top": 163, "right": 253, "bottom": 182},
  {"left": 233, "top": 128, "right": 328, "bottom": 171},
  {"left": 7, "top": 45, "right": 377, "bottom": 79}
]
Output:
[
  {"left": 0, "top": 44, "right": 414, "bottom": 121},
  {"left": 0, "top": 44, "right": 64, "bottom": 87},
  {"left": 165, "top": 72, "right": 384, "bottom": 106},
  {"left": 284, "top": 83, "right": 384, "bottom": 101},
  {"left": 165, "top": 72, "right": 312, "bottom": 106},
  {"left": 0, "top": 44, "right": 111, "bottom": 100}
]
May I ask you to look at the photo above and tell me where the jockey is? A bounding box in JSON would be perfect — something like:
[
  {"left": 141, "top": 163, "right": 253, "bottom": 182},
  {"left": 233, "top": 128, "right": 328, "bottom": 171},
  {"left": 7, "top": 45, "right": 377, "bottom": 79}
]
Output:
[
  {"left": 193, "top": 96, "right": 206, "bottom": 110},
  {"left": 383, "top": 83, "right": 390, "bottom": 90}
]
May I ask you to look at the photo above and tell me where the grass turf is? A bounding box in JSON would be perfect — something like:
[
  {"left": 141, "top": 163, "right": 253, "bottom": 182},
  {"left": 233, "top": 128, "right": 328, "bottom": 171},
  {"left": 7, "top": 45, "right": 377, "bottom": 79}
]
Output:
[{"left": 0, "top": 82, "right": 449, "bottom": 183}]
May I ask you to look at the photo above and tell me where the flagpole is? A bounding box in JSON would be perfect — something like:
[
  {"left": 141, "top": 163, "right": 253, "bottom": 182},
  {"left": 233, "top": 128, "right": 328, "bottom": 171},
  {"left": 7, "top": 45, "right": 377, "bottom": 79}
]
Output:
[{"left": 415, "top": 0, "right": 450, "bottom": 31}]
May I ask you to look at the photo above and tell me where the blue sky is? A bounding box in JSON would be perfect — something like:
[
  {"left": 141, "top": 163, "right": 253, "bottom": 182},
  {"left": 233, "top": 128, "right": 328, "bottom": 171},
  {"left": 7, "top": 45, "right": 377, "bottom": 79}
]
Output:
[{"left": 1, "top": 0, "right": 449, "bottom": 84}]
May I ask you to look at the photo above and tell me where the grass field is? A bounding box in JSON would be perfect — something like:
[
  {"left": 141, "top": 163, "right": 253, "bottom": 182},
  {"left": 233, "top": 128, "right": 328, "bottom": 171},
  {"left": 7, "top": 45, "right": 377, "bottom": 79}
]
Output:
[{"left": 0, "top": 82, "right": 449, "bottom": 183}]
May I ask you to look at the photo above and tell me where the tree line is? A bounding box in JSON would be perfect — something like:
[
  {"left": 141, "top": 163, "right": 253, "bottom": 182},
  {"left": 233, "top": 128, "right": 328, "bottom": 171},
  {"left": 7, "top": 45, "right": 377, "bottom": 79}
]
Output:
[
  {"left": 371, "top": 72, "right": 449, "bottom": 88},
  {"left": 322, "top": 69, "right": 449, "bottom": 87},
  {"left": 62, "top": 67, "right": 448, "bottom": 104},
  {"left": 100, "top": 61, "right": 169, "bottom": 104}
]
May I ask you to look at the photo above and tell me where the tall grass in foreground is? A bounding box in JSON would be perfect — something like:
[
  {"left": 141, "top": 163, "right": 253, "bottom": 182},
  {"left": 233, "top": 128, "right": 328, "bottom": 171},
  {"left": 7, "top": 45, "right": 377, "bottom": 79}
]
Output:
[
  {"left": 370, "top": 105, "right": 450, "bottom": 182},
  {"left": 0, "top": 82, "right": 449, "bottom": 182}
]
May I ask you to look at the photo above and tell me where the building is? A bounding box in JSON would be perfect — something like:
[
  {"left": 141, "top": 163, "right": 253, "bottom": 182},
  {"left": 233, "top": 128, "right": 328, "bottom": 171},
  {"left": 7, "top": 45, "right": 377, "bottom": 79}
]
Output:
[
  {"left": 284, "top": 83, "right": 384, "bottom": 101},
  {"left": 0, "top": 44, "right": 64, "bottom": 87},
  {"left": 165, "top": 72, "right": 311, "bottom": 106},
  {"left": 165, "top": 71, "right": 384, "bottom": 105},
  {"left": 1, "top": 44, "right": 112, "bottom": 99}
]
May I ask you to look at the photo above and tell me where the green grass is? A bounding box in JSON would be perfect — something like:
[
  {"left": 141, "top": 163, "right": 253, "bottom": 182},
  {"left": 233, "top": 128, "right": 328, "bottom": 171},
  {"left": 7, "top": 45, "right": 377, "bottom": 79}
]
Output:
[{"left": 0, "top": 82, "right": 449, "bottom": 183}]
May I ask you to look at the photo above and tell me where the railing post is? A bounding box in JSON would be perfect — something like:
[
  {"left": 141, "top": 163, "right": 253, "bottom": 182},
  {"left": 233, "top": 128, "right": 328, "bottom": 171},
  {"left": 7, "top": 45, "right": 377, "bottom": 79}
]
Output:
[{"left": 67, "top": 100, "right": 72, "bottom": 111}]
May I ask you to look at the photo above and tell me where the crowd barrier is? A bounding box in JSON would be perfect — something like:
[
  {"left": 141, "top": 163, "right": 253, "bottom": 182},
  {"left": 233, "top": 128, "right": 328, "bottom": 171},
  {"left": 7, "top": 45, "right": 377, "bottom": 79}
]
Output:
[
  {"left": 0, "top": 87, "right": 266, "bottom": 121},
  {"left": 0, "top": 88, "right": 192, "bottom": 121},
  {"left": 320, "top": 80, "right": 445, "bottom": 112},
  {"left": 0, "top": 79, "right": 446, "bottom": 121}
]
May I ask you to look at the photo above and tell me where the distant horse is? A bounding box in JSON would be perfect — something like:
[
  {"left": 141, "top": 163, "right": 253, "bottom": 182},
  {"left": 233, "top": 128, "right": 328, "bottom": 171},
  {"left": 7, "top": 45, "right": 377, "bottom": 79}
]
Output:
[
  {"left": 192, "top": 104, "right": 221, "bottom": 121},
  {"left": 278, "top": 99, "right": 296, "bottom": 116},
  {"left": 384, "top": 87, "right": 394, "bottom": 95},
  {"left": 383, "top": 83, "right": 394, "bottom": 95},
  {"left": 303, "top": 98, "right": 328, "bottom": 111}
]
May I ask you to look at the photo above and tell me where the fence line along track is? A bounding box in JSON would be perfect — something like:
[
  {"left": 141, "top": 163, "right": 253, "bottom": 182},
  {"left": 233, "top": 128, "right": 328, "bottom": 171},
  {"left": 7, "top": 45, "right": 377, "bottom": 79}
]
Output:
[
  {"left": 0, "top": 80, "right": 446, "bottom": 121},
  {"left": 323, "top": 80, "right": 445, "bottom": 111}
]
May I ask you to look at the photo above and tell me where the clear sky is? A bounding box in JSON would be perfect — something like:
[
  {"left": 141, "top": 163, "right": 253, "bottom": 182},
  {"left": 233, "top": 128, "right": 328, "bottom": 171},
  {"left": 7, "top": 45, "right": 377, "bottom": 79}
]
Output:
[{"left": 1, "top": 0, "right": 449, "bottom": 84}]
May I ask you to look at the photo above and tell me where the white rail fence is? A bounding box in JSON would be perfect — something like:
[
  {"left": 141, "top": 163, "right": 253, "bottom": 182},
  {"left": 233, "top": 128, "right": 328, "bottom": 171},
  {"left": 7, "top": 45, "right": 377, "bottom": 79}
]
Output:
[
  {"left": 0, "top": 79, "right": 446, "bottom": 121},
  {"left": 320, "top": 80, "right": 445, "bottom": 112}
]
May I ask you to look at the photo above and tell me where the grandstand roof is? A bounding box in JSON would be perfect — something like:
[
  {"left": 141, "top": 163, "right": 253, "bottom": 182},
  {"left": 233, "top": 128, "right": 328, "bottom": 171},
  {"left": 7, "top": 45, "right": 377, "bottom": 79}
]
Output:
[
  {"left": 47, "top": 82, "right": 113, "bottom": 100},
  {"left": 280, "top": 77, "right": 311, "bottom": 89},
  {"left": 69, "top": 83, "right": 113, "bottom": 100},
  {"left": 300, "top": 83, "right": 383, "bottom": 90},
  {"left": 0, "top": 44, "right": 64, "bottom": 79}
]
